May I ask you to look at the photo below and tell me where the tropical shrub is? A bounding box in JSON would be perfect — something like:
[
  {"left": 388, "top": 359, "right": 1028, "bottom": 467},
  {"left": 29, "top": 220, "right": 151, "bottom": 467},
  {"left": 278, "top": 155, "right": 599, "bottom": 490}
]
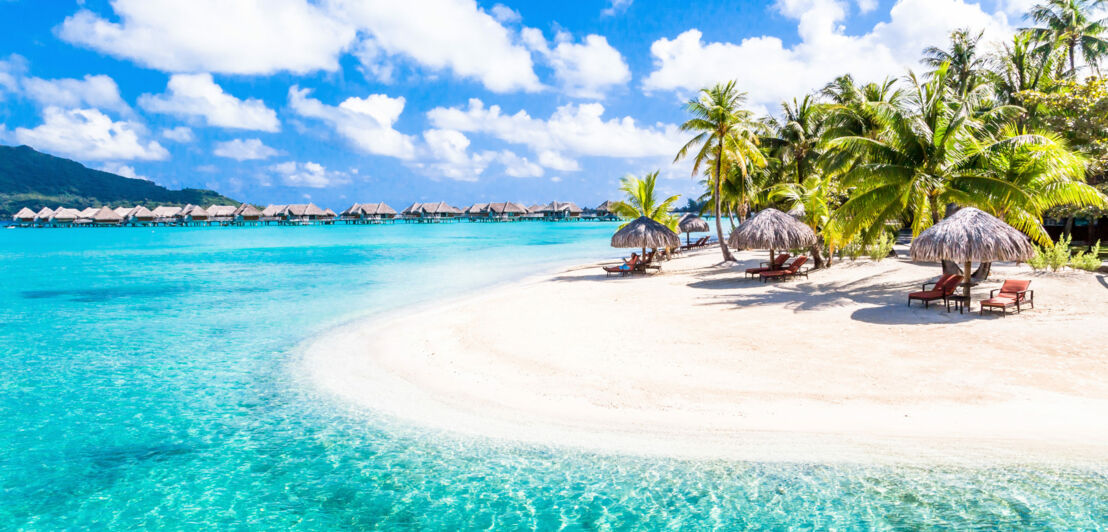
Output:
[
  {"left": 867, "top": 231, "right": 896, "bottom": 262},
  {"left": 1071, "top": 241, "right": 1103, "bottom": 271}
]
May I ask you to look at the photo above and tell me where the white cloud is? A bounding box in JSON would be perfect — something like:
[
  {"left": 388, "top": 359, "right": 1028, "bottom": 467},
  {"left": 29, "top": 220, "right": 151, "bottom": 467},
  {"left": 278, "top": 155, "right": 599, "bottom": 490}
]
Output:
[
  {"left": 269, "top": 160, "right": 348, "bottom": 188},
  {"left": 99, "top": 162, "right": 149, "bottom": 180},
  {"left": 139, "top": 73, "right": 279, "bottom": 132},
  {"left": 15, "top": 107, "right": 169, "bottom": 161},
  {"left": 427, "top": 98, "right": 685, "bottom": 169},
  {"left": 288, "top": 85, "right": 416, "bottom": 159},
  {"left": 161, "top": 126, "right": 194, "bottom": 142},
  {"left": 0, "top": 54, "right": 27, "bottom": 97},
  {"left": 643, "top": 0, "right": 1016, "bottom": 109},
  {"left": 213, "top": 138, "right": 279, "bottom": 161},
  {"left": 21, "top": 74, "right": 130, "bottom": 114},
  {"left": 490, "top": 4, "right": 521, "bottom": 23},
  {"left": 497, "top": 150, "right": 544, "bottom": 178},
  {"left": 57, "top": 0, "right": 354, "bottom": 75},
  {"left": 855, "top": 0, "right": 878, "bottom": 13},
  {"left": 332, "top": 0, "right": 542, "bottom": 93},
  {"left": 602, "top": 0, "right": 633, "bottom": 16},
  {"left": 419, "top": 128, "right": 494, "bottom": 181},
  {"left": 523, "top": 30, "right": 630, "bottom": 99}
]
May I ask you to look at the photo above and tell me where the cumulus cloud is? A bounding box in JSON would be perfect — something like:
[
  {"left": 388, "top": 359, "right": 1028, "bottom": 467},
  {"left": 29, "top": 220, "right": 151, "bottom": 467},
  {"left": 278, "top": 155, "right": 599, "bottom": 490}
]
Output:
[
  {"left": 138, "top": 73, "right": 279, "bottom": 131},
  {"left": 490, "top": 4, "right": 521, "bottom": 23},
  {"left": 21, "top": 74, "right": 131, "bottom": 114},
  {"left": 332, "top": 0, "right": 541, "bottom": 93},
  {"left": 161, "top": 126, "right": 194, "bottom": 142},
  {"left": 522, "top": 30, "right": 630, "bottom": 99},
  {"left": 427, "top": 98, "right": 685, "bottom": 171},
  {"left": 99, "top": 162, "right": 149, "bottom": 180},
  {"left": 213, "top": 138, "right": 279, "bottom": 161},
  {"left": 57, "top": 0, "right": 354, "bottom": 75},
  {"left": 643, "top": 0, "right": 1016, "bottom": 109},
  {"left": 288, "top": 85, "right": 416, "bottom": 159},
  {"left": 0, "top": 54, "right": 27, "bottom": 97},
  {"left": 15, "top": 107, "right": 169, "bottom": 161},
  {"left": 269, "top": 160, "right": 348, "bottom": 188},
  {"left": 415, "top": 128, "right": 545, "bottom": 181}
]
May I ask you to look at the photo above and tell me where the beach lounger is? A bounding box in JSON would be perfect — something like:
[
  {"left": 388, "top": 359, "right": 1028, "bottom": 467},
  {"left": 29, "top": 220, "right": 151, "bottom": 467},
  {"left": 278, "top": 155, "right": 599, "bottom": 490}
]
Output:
[
  {"left": 979, "top": 280, "right": 1033, "bottom": 316},
  {"left": 907, "top": 274, "right": 962, "bottom": 309},
  {"left": 681, "top": 236, "right": 708, "bottom": 250},
  {"left": 604, "top": 255, "right": 639, "bottom": 277},
  {"left": 759, "top": 256, "right": 809, "bottom": 282},
  {"left": 745, "top": 253, "right": 790, "bottom": 279},
  {"left": 635, "top": 251, "right": 658, "bottom": 273}
]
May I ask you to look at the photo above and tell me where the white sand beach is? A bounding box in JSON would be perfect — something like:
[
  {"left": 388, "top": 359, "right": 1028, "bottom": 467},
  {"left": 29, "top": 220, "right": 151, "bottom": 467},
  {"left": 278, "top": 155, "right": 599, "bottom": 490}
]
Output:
[{"left": 304, "top": 247, "right": 1108, "bottom": 465}]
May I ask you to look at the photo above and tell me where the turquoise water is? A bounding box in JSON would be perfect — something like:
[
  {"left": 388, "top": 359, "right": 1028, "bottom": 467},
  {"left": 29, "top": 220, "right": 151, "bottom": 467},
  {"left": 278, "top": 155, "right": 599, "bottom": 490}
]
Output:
[{"left": 1, "top": 223, "right": 1106, "bottom": 529}]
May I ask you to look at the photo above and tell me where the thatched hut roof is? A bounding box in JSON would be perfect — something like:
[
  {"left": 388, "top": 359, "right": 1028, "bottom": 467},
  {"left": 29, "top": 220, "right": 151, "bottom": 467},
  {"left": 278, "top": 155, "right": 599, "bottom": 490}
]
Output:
[
  {"left": 322, "top": 208, "right": 337, "bottom": 217},
  {"left": 910, "top": 207, "right": 1033, "bottom": 263},
  {"left": 233, "top": 204, "right": 262, "bottom": 217},
  {"left": 727, "top": 208, "right": 816, "bottom": 250},
  {"left": 527, "top": 204, "right": 544, "bottom": 212},
  {"left": 78, "top": 207, "right": 98, "bottom": 218},
  {"left": 130, "top": 205, "right": 155, "bottom": 220},
  {"left": 595, "top": 200, "right": 615, "bottom": 213},
  {"left": 113, "top": 206, "right": 132, "bottom": 217},
  {"left": 184, "top": 205, "right": 209, "bottom": 219},
  {"left": 92, "top": 206, "right": 122, "bottom": 223},
  {"left": 466, "top": 203, "right": 489, "bottom": 214},
  {"left": 35, "top": 207, "right": 55, "bottom": 220},
  {"left": 51, "top": 208, "right": 80, "bottom": 221},
  {"left": 678, "top": 213, "right": 710, "bottom": 233},
  {"left": 489, "top": 202, "right": 527, "bottom": 214},
  {"left": 207, "top": 205, "right": 236, "bottom": 217},
  {"left": 151, "top": 206, "right": 182, "bottom": 217},
  {"left": 611, "top": 216, "right": 681, "bottom": 249},
  {"left": 261, "top": 205, "right": 285, "bottom": 217},
  {"left": 13, "top": 207, "right": 36, "bottom": 221},
  {"left": 539, "top": 201, "right": 583, "bottom": 214}
]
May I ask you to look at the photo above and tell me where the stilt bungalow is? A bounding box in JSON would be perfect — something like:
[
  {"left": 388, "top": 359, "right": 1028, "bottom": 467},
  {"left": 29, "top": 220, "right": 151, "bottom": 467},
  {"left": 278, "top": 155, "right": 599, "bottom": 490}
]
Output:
[
  {"left": 50, "top": 208, "right": 80, "bottom": 226},
  {"left": 12, "top": 207, "right": 36, "bottom": 225},
  {"left": 207, "top": 205, "right": 236, "bottom": 223},
  {"left": 126, "top": 206, "right": 156, "bottom": 225},
  {"left": 151, "top": 206, "right": 182, "bottom": 225},
  {"left": 260, "top": 205, "right": 286, "bottom": 224},
  {"left": 283, "top": 203, "right": 328, "bottom": 224},
  {"left": 537, "top": 201, "right": 583, "bottom": 221},
  {"left": 91, "top": 206, "right": 123, "bottom": 226},
  {"left": 592, "top": 201, "right": 618, "bottom": 221},
  {"left": 180, "top": 204, "right": 210, "bottom": 225},
  {"left": 76, "top": 207, "right": 98, "bottom": 225},
  {"left": 113, "top": 206, "right": 132, "bottom": 218},
  {"left": 34, "top": 207, "right": 55, "bottom": 225},
  {"left": 468, "top": 202, "right": 528, "bottom": 221},
  {"left": 401, "top": 202, "right": 462, "bottom": 222},
  {"left": 233, "top": 204, "right": 262, "bottom": 223},
  {"left": 341, "top": 202, "right": 397, "bottom": 223}
]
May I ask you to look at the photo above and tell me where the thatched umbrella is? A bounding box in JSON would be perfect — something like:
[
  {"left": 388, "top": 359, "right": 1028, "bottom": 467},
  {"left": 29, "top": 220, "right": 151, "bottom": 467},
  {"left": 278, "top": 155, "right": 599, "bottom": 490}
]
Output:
[
  {"left": 910, "top": 207, "right": 1033, "bottom": 309},
  {"left": 678, "top": 213, "right": 710, "bottom": 245},
  {"left": 728, "top": 208, "right": 817, "bottom": 265},
  {"left": 611, "top": 216, "right": 681, "bottom": 258}
]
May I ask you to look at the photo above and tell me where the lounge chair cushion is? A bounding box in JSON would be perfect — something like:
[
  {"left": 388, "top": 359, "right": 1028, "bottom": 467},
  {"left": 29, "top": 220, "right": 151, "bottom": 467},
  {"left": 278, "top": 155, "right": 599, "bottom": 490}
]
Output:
[
  {"left": 980, "top": 297, "right": 1017, "bottom": 308},
  {"left": 908, "top": 289, "right": 944, "bottom": 299}
]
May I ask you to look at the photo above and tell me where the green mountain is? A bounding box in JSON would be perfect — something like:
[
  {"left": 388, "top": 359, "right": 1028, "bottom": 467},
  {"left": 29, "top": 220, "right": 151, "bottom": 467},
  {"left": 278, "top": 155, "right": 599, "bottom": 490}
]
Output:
[{"left": 0, "top": 144, "right": 239, "bottom": 216}]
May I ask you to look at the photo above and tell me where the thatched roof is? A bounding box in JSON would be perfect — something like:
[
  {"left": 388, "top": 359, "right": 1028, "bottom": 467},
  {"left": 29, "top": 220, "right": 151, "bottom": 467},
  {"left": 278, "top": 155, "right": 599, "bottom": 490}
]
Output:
[
  {"left": 261, "top": 204, "right": 286, "bottom": 217},
  {"left": 233, "top": 204, "right": 262, "bottom": 217},
  {"left": 207, "top": 205, "right": 236, "bottom": 217},
  {"left": 539, "top": 201, "right": 583, "bottom": 214},
  {"left": 13, "top": 207, "right": 36, "bottom": 221},
  {"left": 151, "top": 206, "right": 182, "bottom": 217},
  {"left": 113, "top": 206, "right": 132, "bottom": 217},
  {"left": 183, "top": 205, "right": 209, "bottom": 218},
  {"left": 130, "top": 205, "right": 155, "bottom": 220},
  {"left": 487, "top": 202, "right": 526, "bottom": 214},
  {"left": 35, "top": 207, "right": 55, "bottom": 220},
  {"left": 678, "top": 213, "right": 710, "bottom": 233},
  {"left": 527, "top": 204, "right": 544, "bottom": 212},
  {"left": 406, "top": 201, "right": 461, "bottom": 215},
  {"left": 466, "top": 202, "right": 489, "bottom": 214},
  {"left": 322, "top": 208, "right": 337, "bottom": 217},
  {"left": 727, "top": 208, "right": 816, "bottom": 250},
  {"left": 910, "top": 207, "right": 1034, "bottom": 263},
  {"left": 51, "top": 208, "right": 80, "bottom": 221},
  {"left": 78, "top": 207, "right": 98, "bottom": 218},
  {"left": 92, "top": 206, "right": 123, "bottom": 222},
  {"left": 595, "top": 200, "right": 615, "bottom": 213},
  {"left": 611, "top": 216, "right": 681, "bottom": 249}
]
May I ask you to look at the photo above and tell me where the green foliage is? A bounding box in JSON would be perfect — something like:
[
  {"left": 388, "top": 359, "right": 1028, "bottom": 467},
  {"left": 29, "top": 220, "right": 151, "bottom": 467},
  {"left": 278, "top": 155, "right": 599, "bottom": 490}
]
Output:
[
  {"left": 867, "top": 231, "right": 896, "bottom": 262},
  {"left": 0, "top": 145, "right": 238, "bottom": 216},
  {"left": 1071, "top": 240, "right": 1104, "bottom": 271},
  {"left": 611, "top": 171, "right": 681, "bottom": 232},
  {"left": 1030, "top": 234, "right": 1076, "bottom": 271}
]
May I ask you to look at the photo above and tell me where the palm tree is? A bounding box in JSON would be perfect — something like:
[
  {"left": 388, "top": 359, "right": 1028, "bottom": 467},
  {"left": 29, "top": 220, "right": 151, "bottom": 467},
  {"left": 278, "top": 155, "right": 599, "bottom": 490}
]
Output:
[
  {"left": 990, "top": 32, "right": 1061, "bottom": 116},
  {"left": 611, "top": 171, "right": 681, "bottom": 229},
  {"left": 923, "top": 28, "right": 989, "bottom": 95},
  {"left": 765, "top": 95, "right": 826, "bottom": 184},
  {"left": 1023, "top": 0, "right": 1108, "bottom": 75},
  {"left": 676, "top": 81, "right": 765, "bottom": 261},
  {"left": 771, "top": 174, "right": 841, "bottom": 267}
]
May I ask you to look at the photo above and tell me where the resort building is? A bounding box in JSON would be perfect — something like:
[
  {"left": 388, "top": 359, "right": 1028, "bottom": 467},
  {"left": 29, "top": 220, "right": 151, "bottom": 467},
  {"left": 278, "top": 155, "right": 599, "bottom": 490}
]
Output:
[
  {"left": 49, "top": 208, "right": 80, "bottom": 226},
  {"left": 341, "top": 202, "right": 397, "bottom": 223},
  {"left": 535, "top": 201, "right": 583, "bottom": 221},
  {"left": 125, "top": 206, "right": 156, "bottom": 225},
  {"left": 232, "top": 204, "right": 263, "bottom": 223},
  {"left": 180, "top": 204, "right": 210, "bottom": 225},
  {"left": 207, "top": 205, "right": 237, "bottom": 223},
  {"left": 91, "top": 206, "right": 123, "bottom": 226},
  {"left": 34, "top": 207, "right": 55, "bottom": 225},
  {"left": 592, "top": 201, "right": 619, "bottom": 221},
  {"left": 466, "top": 201, "right": 529, "bottom": 221},
  {"left": 12, "top": 207, "right": 36, "bottom": 225},
  {"left": 401, "top": 202, "right": 463, "bottom": 222}
]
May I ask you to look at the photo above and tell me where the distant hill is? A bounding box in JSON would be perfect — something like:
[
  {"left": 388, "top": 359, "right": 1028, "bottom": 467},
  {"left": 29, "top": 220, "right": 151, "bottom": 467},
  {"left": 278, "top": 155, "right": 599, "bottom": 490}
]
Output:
[{"left": 0, "top": 145, "right": 238, "bottom": 216}]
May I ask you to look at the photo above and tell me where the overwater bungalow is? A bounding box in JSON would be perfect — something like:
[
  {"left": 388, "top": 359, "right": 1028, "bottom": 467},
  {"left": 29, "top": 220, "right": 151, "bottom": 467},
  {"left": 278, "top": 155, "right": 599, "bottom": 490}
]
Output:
[
  {"left": 34, "top": 206, "right": 55, "bottom": 225},
  {"left": 180, "top": 204, "right": 210, "bottom": 225},
  {"left": 91, "top": 206, "right": 123, "bottom": 226},
  {"left": 402, "top": 202, "right": 463, "bottom": 222},
  {"left": 207, "top": 205, "right": 236, "bottom": 223},
  {"left": 592, "top": 201, "right": 619, "bottom": 221},
  {"left": 283, "top": 203, "right": 328, "bottom": 224},
  {"left": 341, "top": 202, "right": 398, "bottom": 223},
  {"left": 321, "top": 208, "right": 337, "bottom": 223},
  {"left": 260, "top": 204, "right": 286, "bottom": 223},
  {"left": 12, "top": 207, "right": 36, "bottom": 225},
  {"left": 50, "top": 208, "right": 80, "bottom": 226},
  {"left": 76, "top": 207, "right": 98, "bottom": 224},
  {"left": 537, "top": 201, "right": 583, "bottom": 221},
  {"left": 233, "top": 204, "right": 262, "bottom": 223},
  {"left": 126, "top": 206, "right": 156, "bottom": 225},
  {"left": 113, "top": 206, "right": 132, "bottom": 218},
  {"left": 469, "top": 202, "right": 528, "bottom": 221},
  {"left": 151, "top": 205, "right": 182, "bottom": 225}
]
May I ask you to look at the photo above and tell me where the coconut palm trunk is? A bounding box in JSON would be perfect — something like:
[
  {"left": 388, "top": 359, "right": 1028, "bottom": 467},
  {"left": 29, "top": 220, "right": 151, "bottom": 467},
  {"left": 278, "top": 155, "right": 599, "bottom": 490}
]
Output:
[{"left": 713, "top": 154, "right": 734, "bottom": 261}]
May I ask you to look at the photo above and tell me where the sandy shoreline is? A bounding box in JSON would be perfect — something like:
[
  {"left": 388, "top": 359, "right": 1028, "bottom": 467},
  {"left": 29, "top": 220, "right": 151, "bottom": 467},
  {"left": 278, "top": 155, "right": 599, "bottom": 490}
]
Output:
[{"left": 303, "top": 246, "right": 1108, "bottom": 465}]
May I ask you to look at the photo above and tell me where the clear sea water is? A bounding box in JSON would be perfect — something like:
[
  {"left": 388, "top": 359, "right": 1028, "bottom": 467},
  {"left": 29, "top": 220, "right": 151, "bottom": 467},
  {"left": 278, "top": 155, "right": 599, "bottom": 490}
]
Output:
[{"left": 1, "top": 223, "right": 1106, "bottom": 530}]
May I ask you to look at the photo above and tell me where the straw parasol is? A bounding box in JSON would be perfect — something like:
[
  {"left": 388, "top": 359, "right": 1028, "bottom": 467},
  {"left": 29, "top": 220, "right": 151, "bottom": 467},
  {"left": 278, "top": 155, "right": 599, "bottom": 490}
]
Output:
[
  {"left": 910, "top": 207, "right": 1033, "bottom": 308},
  {"left": 611, "top": 216, "right": 681, "bottom": 258},
  {"left": 728, "top": 208, "right": 817, "bottom": 265},
  {"left": 678, "top": 213, "right": 710, "bottom": 245}
]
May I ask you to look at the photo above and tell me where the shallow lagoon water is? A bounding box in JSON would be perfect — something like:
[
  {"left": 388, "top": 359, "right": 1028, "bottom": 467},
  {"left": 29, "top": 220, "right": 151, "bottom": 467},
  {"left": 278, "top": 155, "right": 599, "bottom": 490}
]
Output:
[{"left": 1, "top": 223, "right": 1106, "bottom": 529}]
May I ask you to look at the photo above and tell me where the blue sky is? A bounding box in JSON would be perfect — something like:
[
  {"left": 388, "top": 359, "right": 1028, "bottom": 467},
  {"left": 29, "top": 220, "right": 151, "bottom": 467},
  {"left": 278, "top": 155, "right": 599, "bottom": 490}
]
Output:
[{"left": 0, "top": 0, "right": 1032, "bottom": 209}]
